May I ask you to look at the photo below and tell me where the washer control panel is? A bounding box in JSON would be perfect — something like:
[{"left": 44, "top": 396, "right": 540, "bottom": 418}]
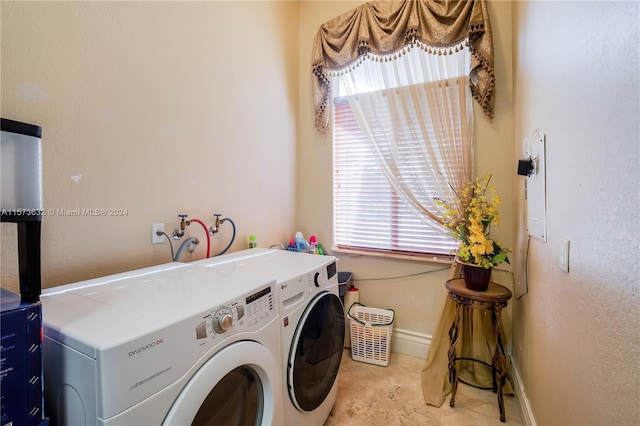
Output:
[
  {"left": 195, "top": 283, "right": 275, "bottom": 341},
  {"left": 212, "top": 306, "right": 234, "bottom": 334}
]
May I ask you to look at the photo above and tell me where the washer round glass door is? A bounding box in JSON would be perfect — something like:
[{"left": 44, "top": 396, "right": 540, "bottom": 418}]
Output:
[
  {"left": 192, "top": 365, "right": 261, "bottom": 426},
  {"left": 163, "top": 341, "right": 281, "bottom": 426},
  {"left": 288, "top": 292, "right": 345, "bottom": 412}
]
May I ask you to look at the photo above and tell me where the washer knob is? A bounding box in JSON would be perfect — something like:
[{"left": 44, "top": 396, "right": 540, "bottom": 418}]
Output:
[{"left": 213, "top": 307, "right": 233, "bottom": 334}]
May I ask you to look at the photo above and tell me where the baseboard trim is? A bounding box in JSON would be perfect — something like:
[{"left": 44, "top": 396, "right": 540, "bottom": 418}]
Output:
[
  {"left": 509, "top": 355, "right": 537, "bottom": 426},
  {"left": 391, "top": 327, "right": 430, "bottom": 359}
]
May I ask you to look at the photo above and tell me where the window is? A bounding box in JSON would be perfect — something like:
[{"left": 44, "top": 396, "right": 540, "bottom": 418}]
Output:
[{"left": 331, "top": 46, "right": 472, "bottom": 259}]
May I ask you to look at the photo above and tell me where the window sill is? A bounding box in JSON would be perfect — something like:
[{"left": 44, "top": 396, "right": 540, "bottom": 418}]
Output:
[{"left": 331, "top": 247, "right": 455, "bottom": 265}]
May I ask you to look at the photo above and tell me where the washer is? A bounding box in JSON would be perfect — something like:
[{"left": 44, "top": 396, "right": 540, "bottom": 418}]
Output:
[
  {"left": 195, "top": 249, "right": 345, "bottom": 426},
  {"left": 40, "top": 262, "right": 283, "bottom": 425}
]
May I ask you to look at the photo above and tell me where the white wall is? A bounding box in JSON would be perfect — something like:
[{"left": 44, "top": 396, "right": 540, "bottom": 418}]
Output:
[
  {"left": 298, "top": 0, "right": 515, "bottom": 350},
  {"left": 1, "top": 1, "right": 299, "bottom": 291},
  {"left": 512, "top": 1, "right": 640, "bottom": 424}
]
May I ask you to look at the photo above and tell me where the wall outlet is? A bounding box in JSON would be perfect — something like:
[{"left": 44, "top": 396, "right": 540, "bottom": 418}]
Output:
[
  {"left": 560, "top": 240, "right": 570, "bottom": 273},
  {"left": 152, "top": 223, "right": 165, "bottom": 244}
]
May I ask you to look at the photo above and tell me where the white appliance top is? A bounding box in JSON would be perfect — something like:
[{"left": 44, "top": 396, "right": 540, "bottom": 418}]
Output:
[
  {"left": 41, "top": 249, "right": 336, "bottom": 358},
  {"left": 41, "top": 261, "right": 276, "bottom": 358},
  {"left": 193, "top": 248, "right": 337, "bottom": 283}
]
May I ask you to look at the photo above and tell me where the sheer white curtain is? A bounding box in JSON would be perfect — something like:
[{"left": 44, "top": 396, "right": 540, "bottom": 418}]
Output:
[{"left": 331, "top": 42, "right": 473, "bottom": 232}]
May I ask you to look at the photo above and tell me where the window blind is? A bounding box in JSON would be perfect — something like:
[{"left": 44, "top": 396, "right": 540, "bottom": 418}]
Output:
[{"left": 333, "top": 96, "right": 459, "bottom": 257}]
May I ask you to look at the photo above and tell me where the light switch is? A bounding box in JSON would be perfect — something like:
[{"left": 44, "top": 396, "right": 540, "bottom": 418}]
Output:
[{"left": 560, "top": 240, "right": 570, "bottom": 273}]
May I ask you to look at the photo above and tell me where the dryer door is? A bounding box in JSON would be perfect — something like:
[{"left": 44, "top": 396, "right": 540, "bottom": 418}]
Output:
[
  {"left": 288, "top": 292, "right": 345, "bottom": 412},
  {"left": 163, "top": 341, "right": 281, "bottom": 426}
]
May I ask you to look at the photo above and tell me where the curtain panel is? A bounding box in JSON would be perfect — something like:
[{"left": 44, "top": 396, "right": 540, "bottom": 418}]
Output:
[
  {"left": 311, "top": 0, "right": 494, "bottom": 134},
  {"left": 339, "top": 73, "right": 473, "bottom": 230}
]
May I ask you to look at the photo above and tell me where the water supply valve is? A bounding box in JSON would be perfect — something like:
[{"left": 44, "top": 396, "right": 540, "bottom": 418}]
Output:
[
  {"left": 173, "top": 214, "right": 188, "bottom": 240},
  {"left": 209, "top": 213, "right": 224, "bottom": 236}
]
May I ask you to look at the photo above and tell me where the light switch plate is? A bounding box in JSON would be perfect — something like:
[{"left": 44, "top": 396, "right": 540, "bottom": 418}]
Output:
[{"left": 560, "top": 240, "right": 570, "bottom": 273}]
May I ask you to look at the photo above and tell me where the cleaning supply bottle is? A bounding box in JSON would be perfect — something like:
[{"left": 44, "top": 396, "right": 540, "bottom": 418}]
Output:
[
  {"left": 287, "top": 238, "right": 296, "bottom": 251},
  {"left": 309, "top": 235, "right": 318, "bottom": 254},
  {"left": 248, "top": 235, "right": 257, "bottom": 248},
  {"left": 294, "top": 231, "right": 309, "bottom": 253}
]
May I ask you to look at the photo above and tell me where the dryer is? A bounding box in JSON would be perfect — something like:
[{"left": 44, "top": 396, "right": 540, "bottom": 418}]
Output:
[
  {"left": 41, "top": 262, "right": 283, "bottom": 425},
  {"left": 195, "top": 249, "right": 345, "bottom": 426}
]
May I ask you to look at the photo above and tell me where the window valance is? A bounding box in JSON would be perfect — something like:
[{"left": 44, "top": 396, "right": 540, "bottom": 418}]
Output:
[{"left": 311, "top": 0, "right": 495, "bottom": 134}]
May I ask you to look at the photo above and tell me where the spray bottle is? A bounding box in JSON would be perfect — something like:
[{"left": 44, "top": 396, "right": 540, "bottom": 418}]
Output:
[{"left": 309, "top": 235, "right": 319, "bottom": 254}]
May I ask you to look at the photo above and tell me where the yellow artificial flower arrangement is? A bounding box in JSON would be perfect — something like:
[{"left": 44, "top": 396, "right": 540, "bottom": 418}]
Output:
[{"left": 436, "top": 173, "right": 510, "bottom": 269}]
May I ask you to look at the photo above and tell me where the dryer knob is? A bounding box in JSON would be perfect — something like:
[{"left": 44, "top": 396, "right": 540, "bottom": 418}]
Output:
[
  {"left": 314, "top": 272, "right": 321, "bottom": 287},
  {"left": 213, "top": 307, "right": 233, "bottom": 334}
]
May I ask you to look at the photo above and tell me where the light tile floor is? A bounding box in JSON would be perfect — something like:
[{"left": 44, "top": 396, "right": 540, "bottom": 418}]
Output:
[{"left": 325, "top": 350, "right": 524, "bottom": 426}]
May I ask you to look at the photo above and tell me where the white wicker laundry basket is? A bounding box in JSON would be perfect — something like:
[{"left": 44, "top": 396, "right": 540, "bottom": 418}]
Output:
[{"left": 347, "top": 302, "right": 395, "bottom": 367}]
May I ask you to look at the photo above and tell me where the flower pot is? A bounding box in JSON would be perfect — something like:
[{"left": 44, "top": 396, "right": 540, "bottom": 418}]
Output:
[{"left": 457, "top": 259, "right": 492, "bottom": 291}]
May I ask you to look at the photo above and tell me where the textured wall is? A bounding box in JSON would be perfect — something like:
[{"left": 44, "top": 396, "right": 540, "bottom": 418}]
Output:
[
  {"left": 512, "top": 1, "right": 640, "bottom": 424},
  {"left": 1, "top": 1, "right": 299, "bottom": 291}
]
